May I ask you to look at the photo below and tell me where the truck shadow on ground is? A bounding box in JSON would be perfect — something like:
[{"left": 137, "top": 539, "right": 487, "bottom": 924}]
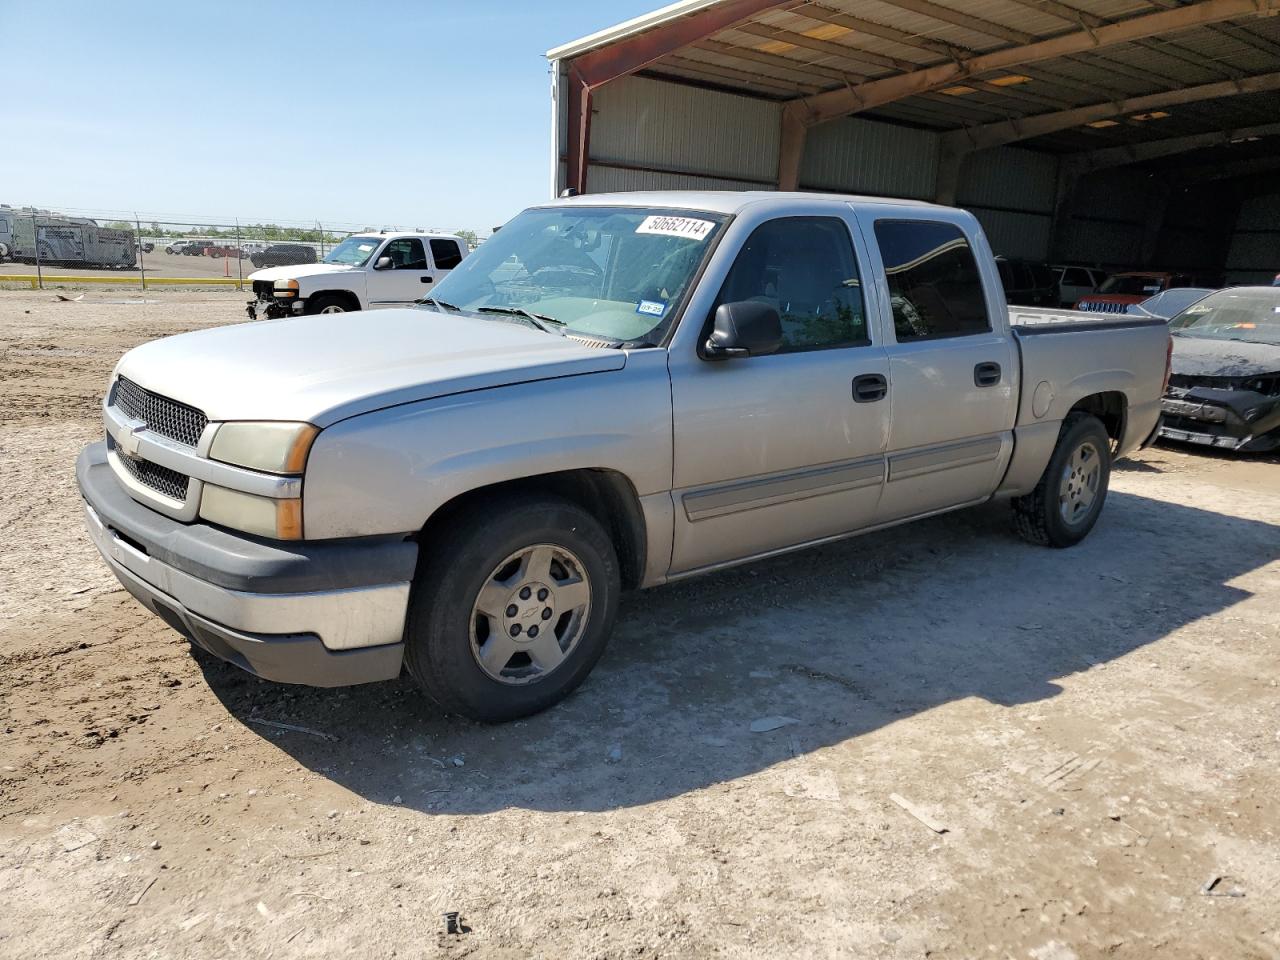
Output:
[{"left": 199, "top": 489, "right": 1277, "bottom": 814}]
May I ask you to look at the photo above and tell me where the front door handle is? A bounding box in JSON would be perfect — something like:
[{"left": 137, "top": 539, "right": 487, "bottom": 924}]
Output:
[
  {"left": 974, "top": 362, "right": 1002, "bottom": 387},
  {"left": 852, "top": 373, "right": 888, "bottom": 403},
  {"left": 420, "top": 276, "right": 434, "bottom": 284}
]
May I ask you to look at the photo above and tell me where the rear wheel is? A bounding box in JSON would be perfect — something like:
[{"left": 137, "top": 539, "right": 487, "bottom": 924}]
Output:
[
  {"left": 1012, "top": 413, "right": 1111, "bottom": 548},
  {"left": 404, "top": 494, "right": 620, "bottom": 722}
]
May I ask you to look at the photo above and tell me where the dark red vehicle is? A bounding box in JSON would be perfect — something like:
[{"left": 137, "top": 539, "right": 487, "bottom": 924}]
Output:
[{"left": 1075, "top": 271, "right": 1193, "bottom": 314}]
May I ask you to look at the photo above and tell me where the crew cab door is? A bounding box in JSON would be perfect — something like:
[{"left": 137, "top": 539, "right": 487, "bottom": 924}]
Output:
[
  {"left": 855, "top": 210, "right": 1017, "bottom": 521},
  {"left": 667, "top": 213, "right": 890, "bottom": 574},
  {"left": 369, "top": 237, "right": 435, "bottom": 307}
]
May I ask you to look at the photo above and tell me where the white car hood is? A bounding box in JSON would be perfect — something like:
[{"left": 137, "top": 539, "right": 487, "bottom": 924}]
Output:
[
  {"left": 114, "top": 309, "right": 626, "bottom": 426},
  {"left": 247, "top": 263, "right": 356, "bottom": 283}
]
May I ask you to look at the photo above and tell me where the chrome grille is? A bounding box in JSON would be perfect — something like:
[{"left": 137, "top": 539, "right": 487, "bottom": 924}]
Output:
[
  {"left": 1077, "top": 301, "right": 1128, "bottom": 314},
  {"left": 113, "top": 376, "right": 207, "bottom": 448},
  {"left": 116, "top": 450, "right": 191, "bottom": 502}
]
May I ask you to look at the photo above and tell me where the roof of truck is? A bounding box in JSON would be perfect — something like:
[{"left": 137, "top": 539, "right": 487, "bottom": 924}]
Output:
[
  {"left": 545, "top": 190, "right": 947, "bottom": 215},
  {"left": 350, "top": 230, "right": 464, "bottom": 240}
]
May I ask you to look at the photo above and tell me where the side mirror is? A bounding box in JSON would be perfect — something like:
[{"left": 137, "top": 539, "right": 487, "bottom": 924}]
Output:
[
  {"left": 374, "top": 256, "right": 393, "bottom": 270},
  {"left": 703, "top": 301, "right": 782, "bottom": 360}
]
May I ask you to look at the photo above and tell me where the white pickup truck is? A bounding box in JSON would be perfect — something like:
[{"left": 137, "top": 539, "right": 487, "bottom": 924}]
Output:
[
  {"left": 246, "top": 231, "right": 469, "bottom": 319},
  {"left": 80, "top": 191, "right": 1170, "bottom": 721}
]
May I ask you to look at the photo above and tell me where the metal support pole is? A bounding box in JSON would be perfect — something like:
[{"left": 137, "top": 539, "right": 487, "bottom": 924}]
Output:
[
  {"left": 135, "top": 214, "right": 147, "bottom": 290},
  {"left": 32, "top": 216, "right": 43, "bottom": 290},
  {"left": 235, "top": 220, "right": 243, "bottom": 290}
]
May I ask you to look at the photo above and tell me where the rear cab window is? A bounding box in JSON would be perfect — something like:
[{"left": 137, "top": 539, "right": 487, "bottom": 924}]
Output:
[
  {"left": 430, "top": 238, "right": 464, "bottom": 270},
  {"left": 874, "top": 220, "right": 991, "bottom": 341}
]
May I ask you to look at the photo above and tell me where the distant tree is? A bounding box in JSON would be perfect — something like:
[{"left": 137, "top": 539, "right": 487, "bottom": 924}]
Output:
[{"left": 455, "top": 228, "right": 479, "bottom": 247}]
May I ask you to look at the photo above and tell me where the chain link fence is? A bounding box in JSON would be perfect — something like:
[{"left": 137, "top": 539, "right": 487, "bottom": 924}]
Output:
[{"left": 0, "top": 205, "right": 479, "bottom": 290}]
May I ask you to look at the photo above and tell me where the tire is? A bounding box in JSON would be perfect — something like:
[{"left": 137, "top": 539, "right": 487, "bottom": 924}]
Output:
[
  {"left": 404, "top": 494, "right": 621, "bottom": 722},
  {"left": 1012, "top": 412, "right": 1112, "bottom": 548},
  {"left": 306, "top": 293, "right": 354, "bottom": 315}
]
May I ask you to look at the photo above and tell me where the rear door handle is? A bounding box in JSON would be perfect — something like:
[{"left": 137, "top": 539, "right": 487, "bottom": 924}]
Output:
[
  {"left": 420, "top": 276, "right": 434, "bottom": 284},
  {"left": 852, "top": 373, "right": 888, "bottom": 403},
  {"left": 974, "top": 362, "right": 1002, "bottom": 387}
]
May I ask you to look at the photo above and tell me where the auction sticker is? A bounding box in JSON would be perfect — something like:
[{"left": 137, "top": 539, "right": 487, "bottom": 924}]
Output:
[
  {"left": 636, "top": 299, "right": 667, "bottom": 317},
  {"left": 636, "top": 215, "right": 715, "bottom": 241}
]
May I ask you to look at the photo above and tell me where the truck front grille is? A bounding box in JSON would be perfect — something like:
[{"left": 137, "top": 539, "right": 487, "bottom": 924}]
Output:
[
  {"left": 252, "top": 279, "right": 274, "bottom": 299},
  {"left": 113, "top": 376, "right": 208, "bottom": 448},
  {"left": 116, "top": 450, "right": 191, "bottom": 502}
]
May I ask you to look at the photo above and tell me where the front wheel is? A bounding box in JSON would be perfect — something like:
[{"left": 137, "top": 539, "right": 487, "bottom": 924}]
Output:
[
  {"left": 306, "top": 293, "right": 354, "bottom": 315},
  {"left": 1012, "top": 413, "right": 1112, "bottom": 548},
  {"left": 404, "top": 494, "right": 620, "bottom": 722}
]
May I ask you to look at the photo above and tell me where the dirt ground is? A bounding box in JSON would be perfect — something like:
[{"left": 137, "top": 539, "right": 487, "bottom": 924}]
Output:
[{"left": 1, "top": 289, "right": 1278, "bottom": 959}]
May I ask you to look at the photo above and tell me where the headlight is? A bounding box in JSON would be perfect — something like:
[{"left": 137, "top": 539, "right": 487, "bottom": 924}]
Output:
[
  {"left": 200, "top": 485, "right": 303, "bottom": 540},
  {"left": 209, "top": 421, "right": 318, "bottom": 474},
  {"left": 273, "top": 278, "right": 300, "bottom": 298}
]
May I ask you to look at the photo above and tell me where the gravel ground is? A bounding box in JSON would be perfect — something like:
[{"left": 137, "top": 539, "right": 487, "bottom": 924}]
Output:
[{"left": 1, "top": 290, "right": 1278, "bottom": 959}]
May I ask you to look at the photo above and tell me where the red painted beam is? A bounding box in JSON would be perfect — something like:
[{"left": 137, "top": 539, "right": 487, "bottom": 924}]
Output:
[
  {"left": 572, "top": 0, "right": 799, "bottom": 87},
  {"left": 563, "top": 0, "right": 799, "bottom": 193}
]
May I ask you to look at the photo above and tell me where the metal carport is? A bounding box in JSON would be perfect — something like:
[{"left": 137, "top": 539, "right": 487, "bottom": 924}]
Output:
[{"left": 547, "top": 0, "right": 1280, "bottom": 281}]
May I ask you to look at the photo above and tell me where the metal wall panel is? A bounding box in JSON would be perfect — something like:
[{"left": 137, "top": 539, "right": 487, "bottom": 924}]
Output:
[
  {"left": 1054, "top": 217, "right": 1144, "bottom": 268},
  {"left": 798, "top": 116, "right": 939, "bottom": 199},
  {"left": 590, "top": 76, "right": 781, "bottom": 184},
  {"left": 957, "top": 148, "right": 1058, "bottom": 214},
  {"left": 1068, "top": 168, "right": 1153, "bottom": 225},
  {"left": 1234, "top": 192, "right": 1280, "bottom": 230},
  {"left": 1225, "top": 193, "right": 1280, "bottom": 283},
  {"left": 968, "top": 207, "right": 1053, "bottom": 260}
]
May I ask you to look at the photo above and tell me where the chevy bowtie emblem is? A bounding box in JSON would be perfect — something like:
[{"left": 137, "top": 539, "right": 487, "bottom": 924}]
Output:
[{"left": 118, "top": 424, "right": 145, "bottom": 457}]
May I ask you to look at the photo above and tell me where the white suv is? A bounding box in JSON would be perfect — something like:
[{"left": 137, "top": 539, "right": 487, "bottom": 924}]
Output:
[{"left": 246, "top": 232, "right": 468, "bottom": 319}]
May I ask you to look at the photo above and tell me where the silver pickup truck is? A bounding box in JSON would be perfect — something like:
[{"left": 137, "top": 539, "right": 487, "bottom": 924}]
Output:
[{"left": 78, "top": 192, "right": 1170, "bottom": 721}]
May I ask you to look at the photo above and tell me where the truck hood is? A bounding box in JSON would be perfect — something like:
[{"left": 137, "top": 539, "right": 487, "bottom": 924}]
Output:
[
  {"left": 114, "top": 309, "right": 627, "bottom": 425},
  {"left": 247, "top": 263, "right": 355, "bottom": 283},
  {"left": 1170, "top": 334, "right": 1280, "bottom": 378}
]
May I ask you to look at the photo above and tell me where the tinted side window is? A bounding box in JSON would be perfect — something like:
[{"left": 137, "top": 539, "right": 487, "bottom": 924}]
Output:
[
  {"left": 384, "top": 238, "right": 428, "bottom": 269},
  {"left": 1062, "top": 267, "right": 1086, "bottom": 286},
  {"left": 874, "top": 220, "right": 991, "bottom": 341},
  {"left": 430, "top": 238, "right": 464, "bottom": 270},
  {"left": 716, "top": 217, "right": 867, "bottom": 352},
  {"left": 1031, "top": 263, "right": 1053, "bottom": 288}
]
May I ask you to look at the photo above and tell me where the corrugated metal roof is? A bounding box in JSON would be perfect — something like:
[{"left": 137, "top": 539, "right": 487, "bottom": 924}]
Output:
[{"left": 552, "top": 0, "right": 1280, "bottom": 172}]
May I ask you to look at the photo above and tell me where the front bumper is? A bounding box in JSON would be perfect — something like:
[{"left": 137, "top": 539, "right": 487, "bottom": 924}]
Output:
[
  {"left": 78, "top": 443, "right": 417, "bottom": 686},
  {"left": 246, "top": 298, "right": 299, "bottom": 321},
  {"left": 1158, "top": 392, "right": 1280, "bottom": 453}
]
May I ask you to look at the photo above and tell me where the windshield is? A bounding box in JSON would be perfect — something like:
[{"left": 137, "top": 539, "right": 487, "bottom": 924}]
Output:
[
  {"left": 422, "top": 206, "right": 727, "bottom": 343},
  {"left": 1099, "top": 274, "right": 1166, "bottom": 296},
  {"left": 1135, "top": 288, "right": 1213, "bottom": 319},
  {"left": 323, "top": 235, "right": 381, "bottom": 266},
  {"left": 1169, "top": 288, "right": 1280, "bottom": 344}
]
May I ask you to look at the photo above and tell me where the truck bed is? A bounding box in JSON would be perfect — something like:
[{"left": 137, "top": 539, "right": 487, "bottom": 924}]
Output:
[{"left": 1007, "top": 305, "right": 1157, "bottom": 331}]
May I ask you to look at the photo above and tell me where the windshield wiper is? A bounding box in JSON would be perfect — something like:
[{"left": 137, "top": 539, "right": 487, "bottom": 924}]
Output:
[
  {"left": 477, "top": 305, "right": 565, "bottom": 334},
  {"left": 417, "top": 296, "right": 461, "bottom": 311}
]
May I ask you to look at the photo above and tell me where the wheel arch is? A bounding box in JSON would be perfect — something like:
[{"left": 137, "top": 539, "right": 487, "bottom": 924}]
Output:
[
  {"left": 1065, "top": 391, "right": 1126, "bottom": 453},
  {"left": 416, "top": 468, "right": 648, "bottom": 590},
  {"left": 305, "top": 289, "right": 362, "bottom": 313}
]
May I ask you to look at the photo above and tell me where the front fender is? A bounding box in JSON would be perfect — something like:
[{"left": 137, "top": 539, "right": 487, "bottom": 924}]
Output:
[{"left": 302, "top": 351, "right": 674, "bottom": 540}]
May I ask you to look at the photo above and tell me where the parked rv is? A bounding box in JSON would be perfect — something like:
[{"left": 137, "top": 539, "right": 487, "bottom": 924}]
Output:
[{"left": 0, "top": 210, "right": 136, "bottom": 268}]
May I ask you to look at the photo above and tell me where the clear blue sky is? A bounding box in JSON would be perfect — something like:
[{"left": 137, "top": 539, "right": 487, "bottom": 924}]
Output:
[{"left": 2, "top": 1, "right": 658, "bottom": 233}]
